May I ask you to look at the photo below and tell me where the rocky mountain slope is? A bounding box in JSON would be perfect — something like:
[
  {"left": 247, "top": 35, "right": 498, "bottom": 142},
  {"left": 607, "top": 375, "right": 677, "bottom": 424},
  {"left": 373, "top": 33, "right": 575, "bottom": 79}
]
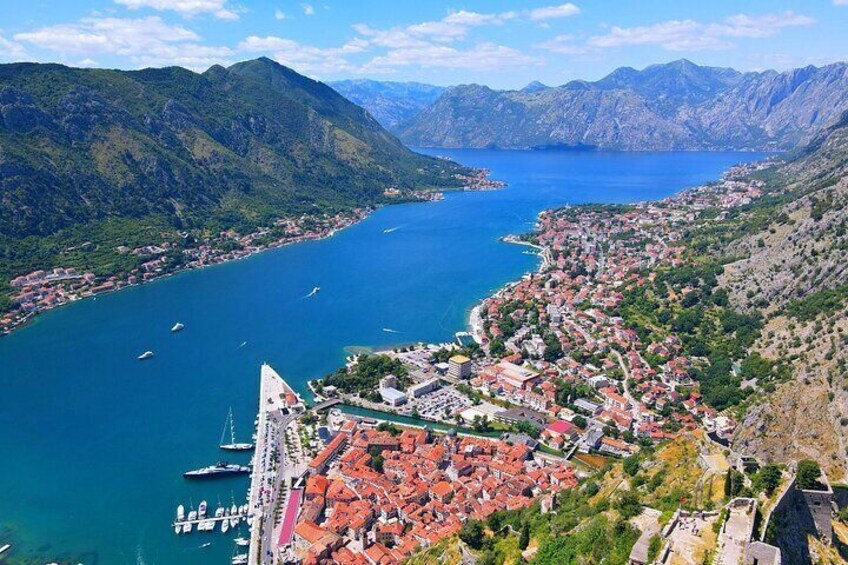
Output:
[
  {"left": 328, "top": 79, "right": 445, "bottom": 130},
  {"left": 396, "top": 59, "right": 848, "bottom": 151},
  {"left": 701, "top": 114, "right": 848, "bottom": 477},
  {"left": 0, "top": 58, "right": 464, "bottom": 241}
]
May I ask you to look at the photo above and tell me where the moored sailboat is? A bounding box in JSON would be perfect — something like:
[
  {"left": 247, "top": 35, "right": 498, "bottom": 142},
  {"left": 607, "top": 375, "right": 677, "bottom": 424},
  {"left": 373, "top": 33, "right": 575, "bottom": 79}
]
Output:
[{"left": 219, "top": 408, "right": 254, "bottom": 451}]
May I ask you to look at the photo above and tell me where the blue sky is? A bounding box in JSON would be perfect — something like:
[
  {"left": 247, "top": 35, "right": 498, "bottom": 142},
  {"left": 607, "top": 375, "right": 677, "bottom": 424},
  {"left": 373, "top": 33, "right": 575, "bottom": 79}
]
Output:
[{"left": 1, "top": 0, "right": 846, "bottom": 88}]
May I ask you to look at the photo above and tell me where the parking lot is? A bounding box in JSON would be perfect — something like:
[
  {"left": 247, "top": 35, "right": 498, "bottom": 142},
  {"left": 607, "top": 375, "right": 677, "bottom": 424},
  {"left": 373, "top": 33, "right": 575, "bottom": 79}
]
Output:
[{"left": 399, "top": 386, "right": 473, "bottom": 421}]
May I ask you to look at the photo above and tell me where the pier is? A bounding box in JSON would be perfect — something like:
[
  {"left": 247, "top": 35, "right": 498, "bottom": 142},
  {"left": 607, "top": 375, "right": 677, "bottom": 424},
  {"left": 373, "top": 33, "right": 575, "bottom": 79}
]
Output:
[
  {"left": 172, "top": 510, "right": 248, "bottom": 533},
  {"left": 247, "top": 364, "right": 308, "bottom": 565}
]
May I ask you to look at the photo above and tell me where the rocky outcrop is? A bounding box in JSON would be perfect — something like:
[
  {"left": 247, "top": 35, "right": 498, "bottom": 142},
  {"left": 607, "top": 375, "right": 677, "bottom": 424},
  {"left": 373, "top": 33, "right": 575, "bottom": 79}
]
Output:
[{"left": 720, "top": 116, "right": 848, "bottom": 480}]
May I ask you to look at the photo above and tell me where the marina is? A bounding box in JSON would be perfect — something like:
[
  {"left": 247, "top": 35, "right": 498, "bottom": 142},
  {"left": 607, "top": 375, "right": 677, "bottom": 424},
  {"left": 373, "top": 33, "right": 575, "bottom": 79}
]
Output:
[{"left": 172, "top": 506, "right": 249, "bottom": 535}]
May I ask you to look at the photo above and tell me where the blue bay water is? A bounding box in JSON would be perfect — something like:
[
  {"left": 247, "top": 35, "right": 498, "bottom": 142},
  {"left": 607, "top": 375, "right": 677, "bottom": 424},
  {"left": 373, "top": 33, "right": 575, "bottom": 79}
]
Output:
[{"left": 0, "top": 149, "right": 760, "bottom": 564}]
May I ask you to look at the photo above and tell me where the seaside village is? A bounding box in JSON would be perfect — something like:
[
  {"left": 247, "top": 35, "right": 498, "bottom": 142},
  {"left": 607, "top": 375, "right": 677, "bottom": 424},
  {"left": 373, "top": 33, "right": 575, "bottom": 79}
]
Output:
[
  {"left": 1, "top": 210, "right": 368, "bottom": 333},
  {"left": 0, "top": 169, "right": 504, "bottom": 335},
  {"left": 217, "top": 162, "right": 785, "bottom": 565}
]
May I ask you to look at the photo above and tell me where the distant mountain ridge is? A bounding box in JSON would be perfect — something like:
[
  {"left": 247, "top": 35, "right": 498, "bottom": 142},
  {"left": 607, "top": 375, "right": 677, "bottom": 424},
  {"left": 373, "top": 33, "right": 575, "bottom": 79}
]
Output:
[
  {"left": 328, "top": 79, "right": 446, "bottom": 130},
  {"left": 391, "top": 59, "right": 848, "bottom": 151}
]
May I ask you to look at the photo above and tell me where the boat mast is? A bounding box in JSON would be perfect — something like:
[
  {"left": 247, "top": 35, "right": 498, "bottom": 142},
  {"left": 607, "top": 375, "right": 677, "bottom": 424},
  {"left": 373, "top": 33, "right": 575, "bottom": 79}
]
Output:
[{"left": 220, "top": 408, "right": 232, "bottom": 446}]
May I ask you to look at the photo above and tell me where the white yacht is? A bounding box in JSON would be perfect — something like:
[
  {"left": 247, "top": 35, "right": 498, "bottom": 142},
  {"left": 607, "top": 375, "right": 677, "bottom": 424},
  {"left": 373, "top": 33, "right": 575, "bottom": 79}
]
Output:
[
  {"left": 219, "top": 408, "right": 254, "bottom": 451},
  {"left": 198, "top": 500, "right": 207, "bottom": 519},
  {"left": 171, "top": 322, "right": 185, "bottom": 332},
  {"left": 183, "top": 516, "right": 194, "bottom": 534},
  {"left": 232, "top": 554, "right": 248, "bottom": 564},
  {"left": 137, "top": 351, "right": 154, "bottom": 360},
  {"left": 176, "top": 504, "right": 185, "bottom": 522}
]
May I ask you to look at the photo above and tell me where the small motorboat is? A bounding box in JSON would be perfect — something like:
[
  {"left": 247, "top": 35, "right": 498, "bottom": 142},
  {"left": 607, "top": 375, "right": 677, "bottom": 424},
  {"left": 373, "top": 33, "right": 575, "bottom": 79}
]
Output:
[
  {"left": 138, "top": 351, "right": 154, "bottom": 360},
  {"left": 171, "top": 322, "right": 185, "bottom": 332}
]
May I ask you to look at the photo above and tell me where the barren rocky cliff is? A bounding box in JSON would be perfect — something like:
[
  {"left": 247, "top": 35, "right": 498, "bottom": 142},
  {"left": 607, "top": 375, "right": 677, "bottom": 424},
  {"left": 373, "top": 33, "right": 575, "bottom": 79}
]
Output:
[{"left": 712, "top": 116, "right": 848, "bottom": 478}]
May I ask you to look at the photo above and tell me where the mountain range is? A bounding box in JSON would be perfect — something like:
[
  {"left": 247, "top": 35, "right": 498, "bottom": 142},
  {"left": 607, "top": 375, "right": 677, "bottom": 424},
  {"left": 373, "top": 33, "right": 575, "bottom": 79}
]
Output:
[
  {"left": 0, "top": 58, "right": 464, "bottom": 241},
  {"left": 328, "top": 79, "right": 446, "bottom": 130},
  {"left": 334, "top": 59, "right": 848, "bottom": 152}
]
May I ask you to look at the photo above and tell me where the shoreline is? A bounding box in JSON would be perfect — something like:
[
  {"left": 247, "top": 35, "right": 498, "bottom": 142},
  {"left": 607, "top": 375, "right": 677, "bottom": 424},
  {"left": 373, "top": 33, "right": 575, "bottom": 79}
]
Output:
[
  {"left": 465, "top": 217, "right": 550, "bottom": 339},
  {"left": 0, "top": 211, "right": 368, "bottom": 337},
  {"left": 1, "top": 177, "right": 500, "bottom": 338}
]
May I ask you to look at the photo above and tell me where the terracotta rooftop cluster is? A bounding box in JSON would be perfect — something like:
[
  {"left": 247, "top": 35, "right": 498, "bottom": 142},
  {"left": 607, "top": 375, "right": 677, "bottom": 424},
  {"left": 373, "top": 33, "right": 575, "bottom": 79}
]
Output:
[{"left": 294, "top": 423, "right": 576, "bottom": 564}]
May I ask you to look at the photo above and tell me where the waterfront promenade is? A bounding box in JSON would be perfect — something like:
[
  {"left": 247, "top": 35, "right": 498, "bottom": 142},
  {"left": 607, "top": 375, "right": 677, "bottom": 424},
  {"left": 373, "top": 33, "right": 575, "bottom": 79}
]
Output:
[{"left": 248, "top": 364, "right": 307, "bottom": 565}]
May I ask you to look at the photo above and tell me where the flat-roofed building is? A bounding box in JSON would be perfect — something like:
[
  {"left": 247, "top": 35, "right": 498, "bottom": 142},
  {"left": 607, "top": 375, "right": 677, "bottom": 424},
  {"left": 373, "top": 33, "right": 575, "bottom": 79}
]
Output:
[
  {"left": 483, "top": 361, "right": 540, "bottom": 390},
  {"left": 380, "top": 387, "right": 407, "bottom": 406},
  {"left": 407, "top": 378, "right": 441, "bottom": 398},
  {"left": 448, "top": 355, "right": 472, "bottom": 379}
]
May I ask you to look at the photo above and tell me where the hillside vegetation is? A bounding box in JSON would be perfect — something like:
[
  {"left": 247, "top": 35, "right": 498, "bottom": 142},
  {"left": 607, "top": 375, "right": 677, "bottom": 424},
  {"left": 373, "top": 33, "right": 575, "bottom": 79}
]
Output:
[
  {"left": 679, "top": 114, "right": 848, "bottom": 478},
  {"left": 0, "top": 58, "right": 467, "bottom": 287},
  {"left": 404, "top": 434, "right": 765, "bottom": 565}
]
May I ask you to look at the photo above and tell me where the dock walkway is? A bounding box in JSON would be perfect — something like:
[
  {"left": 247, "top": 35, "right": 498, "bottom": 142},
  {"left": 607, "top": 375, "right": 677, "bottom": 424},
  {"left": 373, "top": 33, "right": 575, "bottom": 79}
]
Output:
[{"left": 247, "top": 364, "right": 307, "bottom": 565}]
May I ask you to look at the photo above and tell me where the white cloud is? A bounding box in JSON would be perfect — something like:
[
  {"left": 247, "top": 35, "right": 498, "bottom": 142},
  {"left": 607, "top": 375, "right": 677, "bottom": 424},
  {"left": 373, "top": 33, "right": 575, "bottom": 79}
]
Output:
[
  {"left": 14, "top": 16, "right": 232, "bottom": 70},
  {"left": 834, "top": 0, "right": 848, "bottom": 5},
  {"left": 348, "top": 8, "right": 544, "bottom": 74},
  {"left": 539, "top": 10, "right": 815, "bottom": 54},
  {"left": 239, "top": 35, "right": 366, "bottom": 74},
  {"left": 114, "top": 0, "right": 239, "bottom": 20},
  {"left": 588, "top": 19, "right": 730, "bottom": 51},
  {"left": 301, "top": 3, "right": 315, "bottom": 16},
  {"left": 352, "top": 8, "right": 519, "bottom": 51},
  {"left": 528, "top": 3, "right": 581, "bottom": 21},
  {"left": 0, "top": 33, "right": 28, "bottom": 61},
  {"left": 274, "top": 9, "right": 286, "bottom": 20},
  {"left": 718, "top": 12, "right": 815, "bottom": 38},
  {"left": 362, "top": 42, "right": 539, "bottom": 72},
  {"left": 537, "top": 34, "right": 591, "bottom": 55}
]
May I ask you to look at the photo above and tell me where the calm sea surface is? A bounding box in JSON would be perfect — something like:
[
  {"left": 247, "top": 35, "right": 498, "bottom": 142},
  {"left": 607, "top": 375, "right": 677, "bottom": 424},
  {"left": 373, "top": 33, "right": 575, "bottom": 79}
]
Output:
[{"left": 0, "top": 149, "right": 760, "bottom": 564}]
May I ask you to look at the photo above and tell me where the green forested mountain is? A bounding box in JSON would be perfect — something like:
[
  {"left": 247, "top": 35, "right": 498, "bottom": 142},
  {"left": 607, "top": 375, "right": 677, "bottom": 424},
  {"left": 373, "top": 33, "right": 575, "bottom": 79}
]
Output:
[{"left": 0, "top": 57, "right": 465, "bottom": 240}]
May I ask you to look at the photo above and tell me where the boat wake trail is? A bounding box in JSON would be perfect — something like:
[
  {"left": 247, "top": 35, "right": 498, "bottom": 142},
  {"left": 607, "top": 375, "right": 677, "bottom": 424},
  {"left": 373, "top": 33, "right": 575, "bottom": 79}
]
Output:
[
  {"left": 382, "top": 328, "right": 401, "bottom": 334},
  {"left": 303, "top": 286, "right": 321, "bottom": 299}
]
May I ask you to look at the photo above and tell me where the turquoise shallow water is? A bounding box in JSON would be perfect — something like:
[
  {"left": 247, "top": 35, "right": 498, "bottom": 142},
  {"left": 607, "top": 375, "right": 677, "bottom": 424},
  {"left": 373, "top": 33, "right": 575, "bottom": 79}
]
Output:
[{"left": 0, "top": 149, "right": 760, "bottom": 564}]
